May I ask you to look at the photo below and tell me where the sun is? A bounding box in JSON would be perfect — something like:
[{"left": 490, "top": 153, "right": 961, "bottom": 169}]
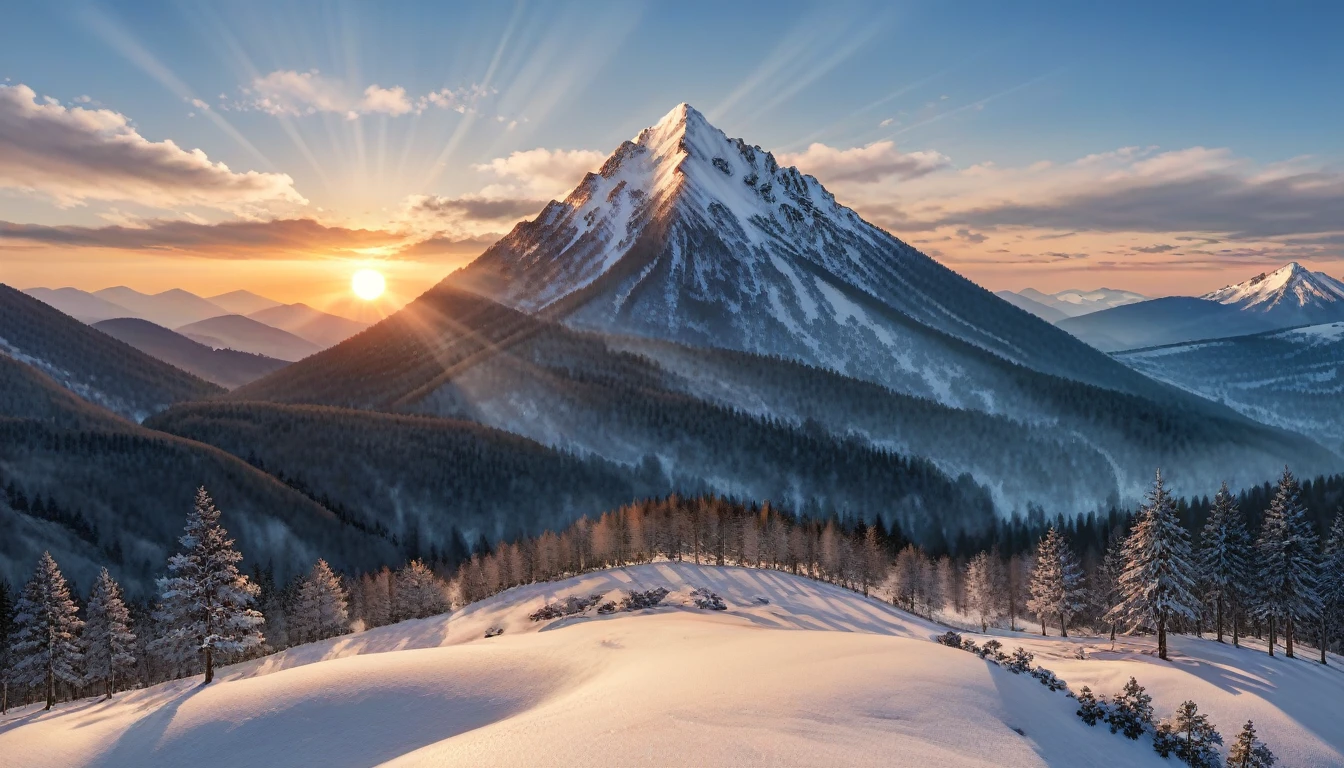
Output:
[{"left": 351, "top": 268, "right": 385, "bottom": 301}]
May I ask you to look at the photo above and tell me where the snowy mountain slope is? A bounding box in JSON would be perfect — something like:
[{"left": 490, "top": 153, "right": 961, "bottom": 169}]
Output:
[
  {"left": 1057, "top": 297, "right": 1277, "bottom": 352},
  {"left": 4, "top": 563, "right": 1339, "bottom": 767},
  {"left": 1203, "top": 262, "right": 1344, "bottom": 324},
  {"left": 1116, "top": 321, "right": 1344, "bottom": 452},
  {"left": 1032, "top": 287, "right": 1147, "bottom": 317},
  {"left": 452, "top": 104, "right": 1170, "bottom": 405},
  {"left": 994, "top": 290, "right": 1068, "bottom": 323}
]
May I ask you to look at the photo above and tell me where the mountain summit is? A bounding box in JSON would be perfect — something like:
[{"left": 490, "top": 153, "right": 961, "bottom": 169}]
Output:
[
  {"left": 452, "top": 103, "right": 1155, "bottom": 405},
  {"left": 1202, "top": 262, "right": 1344, "bottom": 323}
]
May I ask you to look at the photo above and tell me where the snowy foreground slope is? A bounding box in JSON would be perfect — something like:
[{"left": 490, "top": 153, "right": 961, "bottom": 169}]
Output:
[{"left": 3, "top": 564, "right": 1342, "bottom": 767}]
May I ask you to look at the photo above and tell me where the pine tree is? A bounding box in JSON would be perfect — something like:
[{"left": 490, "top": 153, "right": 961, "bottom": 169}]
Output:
[
  {"left": 83, "top": 568, "right": 137, "bottom": 699},
  {"left": 1253, "top": 467, "right": 1321, "bottom": 658},
  {"left": 1227, "top": 720, "right": 1276, "bottom": 767},
  {"left": 964, "top": 551, "right": 1000, "bottom": 632},
  {"left": 0, "top": 578, "right": 13, "bottom": 715},
  {"left": 1075, "top": 685, "right": 1108, "bottom": 726},
  {"left": 1319, "top": 512, "right": 1344, "bottom": 665},
  {"left": 394, "top": 560, "right": 446, "bottom": 621},
  {"left": 1197, "top": 483, "right": 1253, "bottom": 645},
  {"left": 11, "top": 552, "right": 84, "bottom": 709},
  {"left": 1108, "top": 470, "right": 1199, "bottom": 660},
  {"left": 153, "top": 487, "right": 264, "bottom": 684},
  {"left": 1027, "top": 527, "right": 1087, "bottom": 637},
  {"left": 1093, "top": 528, "right": 1125, "bottom": 642},
  {"left": 1153, "top": 700, "right": 1222, "bottom": 767},
  {"left": 1106, "top": 676, "right": 1154, "bottom": 740},
  {"left": 291, "top": 560, "right": 349, "bottom": 645}
]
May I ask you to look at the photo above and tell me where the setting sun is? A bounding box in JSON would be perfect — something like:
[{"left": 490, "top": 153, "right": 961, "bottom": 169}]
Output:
[{"left": 351, "top": 268, "right": 386, "bottom": 301}]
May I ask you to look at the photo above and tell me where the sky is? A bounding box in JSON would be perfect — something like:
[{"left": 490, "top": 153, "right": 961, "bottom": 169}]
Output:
[{"left": 2, "top": 0, "right": 1342, "bottom": 312}]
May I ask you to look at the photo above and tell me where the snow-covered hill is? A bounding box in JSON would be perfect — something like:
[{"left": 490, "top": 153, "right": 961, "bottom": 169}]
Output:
[
  {"left": 4, "top": 564, "right": 1340, "bottom": 767},
  {"left": 1202, "top": 262, "right": 1344, "bottom": 325},
  {"left": 452, "top": 104, "right": 1164, "bottom": 406},
  {"left": 1116, "top": 321, "right": 1344, "bottom": 452},
  {"left": 1017, "top": 287, "right": 1147, "bottom": 319}
]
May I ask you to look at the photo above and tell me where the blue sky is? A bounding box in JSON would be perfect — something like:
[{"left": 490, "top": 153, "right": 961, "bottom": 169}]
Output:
[{"left": 2, "top": 0, "right": 1342, "bottom": 305}]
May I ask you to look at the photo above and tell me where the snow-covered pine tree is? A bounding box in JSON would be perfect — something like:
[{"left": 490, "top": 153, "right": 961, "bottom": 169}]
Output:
[
  {"left": 153, "top": 487, "right": 264, "bottom": 684},
  {"left": 0, "top": 577, "right": 13, "bottom": 715},
  {"left": 1253, "top": 467, "right": 1321, "bottom": 658},
  {"left": 291, "top": 560, "right": 349, "bottom": 645},
  {"left": 964, "top": 551, "right": 1000, "bottom": 632},
  {"left": 1318, "top": 511, "right": 1344, "bottom": 666},
  {"left": 1027, "top": 527, "right": 1087, "bottom": 637},
  {"left": 1106, "top": 676, "right": 1154, "bottom": 740},
  {"left": 394, "top": 559, "right": 446, "bottom": 621},
  {"left": 11, "top": 552, "right": 84, "bottom": 709},
  {"left": 1227, "top": 720, "right": 1276, "bottom": 767},
  {"left": 1092, "top": 527, "right": 1125, "bottom": 641},
  {"left": 1107, "top": 470, "right": 1198, "bottom": 660},
  {"left": 1196, "top": 483, "right": 1252, "bottom": 645},
  {"left": 1153, "top": 700, "right": 1222, "bottom": 766},
  {"left": 83, "top": 568, "right": 137, "bottom": 699},
  {"left": 1075, "top": 686, "right": 1108, "bottom": 726}
]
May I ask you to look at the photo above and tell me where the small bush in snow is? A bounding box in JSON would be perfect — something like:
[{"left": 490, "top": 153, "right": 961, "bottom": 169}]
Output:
[
  {"left": 691, "top": 588, "right": 726, "bottom": 611},
  {"left": 596, "top": 602, "right": 617, "bottom": 615},
  {"left": 1227, "top": 720, "right": 1276, "bottom": 767},
  {"left": 1076, "top": 686, "right": 1108, "bottom": 725},
  {"left": 1031, "top": 666, "right": 1067, "bottom": 692},
  {"left": 1004, "top": 647, "right": 1034, "bottom": 674},
  {"left": 977, "top": 639, "right": 1004, "bottom": 661},
  {"left": 1107, "top": 677, "right": 1154, "bottom": 740},
  {"left": 936, "top": 631, "right": 963, "bottom": 648},
  {"left": 622, "top": 588, "right": 669, "bottom": 611},
  {"left": 484, "top": 627, "right": 504, "bottom": 638},
  {"left": 961, "top": 638, "right": 980, "bottom": 654},
  {"left": 1154, "top": 700, "right": 1222, "bottom": 767},
  {"left": 528, "top": 594, "right": 605, "bottom": 621}
]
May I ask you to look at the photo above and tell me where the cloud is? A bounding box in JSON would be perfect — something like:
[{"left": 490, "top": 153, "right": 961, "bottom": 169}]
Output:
[
  {"left": 237, "top": 71, "right": 487, "bottom": 119},
  {"left": 405, "top": 195, "right": 546, "bottom": 222},
  {"left": 1134, "top": 244, "right": 1178, "bottom": 253},
  {"left": 779, "top": 141, "right": 950, "bottom": 183},
  {"left": 473, "top": 148, "right": 606, "bottom": 199},
  {"left": 0, "top": 217, "right": 405, "bottom": 258},
  {"left": 396, "top": 233, "right": 502, "bottom": 259},
  {"left": 0, "top": 83, "right": 304, "bottom": 210},
  {"left": 954, "top": 228, "right": 987, "bottom": 244}
]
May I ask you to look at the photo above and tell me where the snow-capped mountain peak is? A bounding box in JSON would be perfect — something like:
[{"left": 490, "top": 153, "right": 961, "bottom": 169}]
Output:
[
  {"left": 1202, "top": 262, "right": 1344, "bottom": 312},
  {"left": 452, "top": 103, "right": 1161, "bottom": 407}
]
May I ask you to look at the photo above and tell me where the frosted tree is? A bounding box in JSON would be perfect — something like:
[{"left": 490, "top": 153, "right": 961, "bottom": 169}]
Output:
[
  {"left": 1092, "top": 527, "right": 1126, "bottom": 641},
  {"left": 394, "top": 559, "right": 446, "bottom": 621},
  {"left": 891, "top": 545, "right": 926, "bottom": 614},
  {"left": 1027, "top": 527, "right": 1087, "bottom": 637},
  {"left": 84, "top": 568, "right": 137, "bottom": 699},
  {"left": 1106, "top": 676, "right": 1154, "bottom": 740},
  {"left": 1317, "top": 511, "right": 1344, "bottom": 665},
  {"left": 0, "top": 578, "right": 11, "bottom": 715},
  {"left": 1197, "top": 484, "right": 1252, "bottom": 645},
  {"left": 1153, "top": 700, "right": 1222, "bottom": 767},
  {"left": 1253, "top": 467, "right": 1320, "bottom": 658},
  {"left": 291, "top": 560, "right": 349, "bottom": 645},
  {"left": 11, "top": 552, "right": 84, "bottom": 709},
  {"left": 153, "top": 487, "right": 264, "bottom": 684},
  {"left": 964, "top": 551, "right": 1001, "bottom": 632},
  {"left": 1227, "top": 720, "right": 1276, "bottom": 767},
  {"left": 1107, "top": 470, "right": 1198, "bottom": 660}
]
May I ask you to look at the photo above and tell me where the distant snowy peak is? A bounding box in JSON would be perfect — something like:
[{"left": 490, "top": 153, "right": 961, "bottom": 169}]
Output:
[
  {"left": 1202, "top": 262, "right": 1344, "bottom": 312},
  {"left": 1017, "top": 287, "right": 1147, "bottom": 318}
]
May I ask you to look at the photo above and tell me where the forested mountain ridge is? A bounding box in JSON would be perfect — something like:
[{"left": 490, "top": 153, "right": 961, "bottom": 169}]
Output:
[
  {"left": 93, "top": 317, "right": 289, "bottom": 389},
  {"left": 1, "top": 284, "right": 222, "bottom": 420},
  {"left": 0, "top": 353, "right": 397, "bottom": 595}
]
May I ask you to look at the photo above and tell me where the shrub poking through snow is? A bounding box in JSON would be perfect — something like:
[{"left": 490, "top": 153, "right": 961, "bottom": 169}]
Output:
[
  {"left": 691, "top": 588, "right": 727, "bottom": 610},
  {"left": 1031, "top": 666, "right": 1067, "bottom": 692},
  {"left": 960, "top": 638, "right": 980, "bottom": 654},
  {"left": 1004, "top": 647, "right": 1034, "bottom": 674},
  {"left": 484, "top": 627, "right": 504, "bottom": 638},
  {"left": 1227, "top": 720, "right": 1276, "bottom": 767},
  {"left": 1107, "top": 677, "right": 1154, "bottom": 740},
  {"left": 622, "top": 588, "right": 669, "bottom": 611},
  {"left": 1076, "top": 686, "right": 1108, "bottom": 725},
  {"left": 977, "top": 639, "right": 1004, "bottom": 661},
  {"left": 1153, "top": 700, "right": 1222, "bottom": 766},
  {"left": 937, "top": 631, "right": 963, "bottom": 648},
  {"left": 529, "top": 594, "right": 605, "bottom": 621},
  {"left": 597, "top": 602, "right": 618, "bottom": 615}
]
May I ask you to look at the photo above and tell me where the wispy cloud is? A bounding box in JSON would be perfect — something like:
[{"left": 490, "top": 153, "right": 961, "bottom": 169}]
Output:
[
  {"left": 233, "top": 70, "right": 492, "bottom": 120},
  {"left": 779, "top": 141, "right": 950, "bottom": 183},
  {"left": 0, "top": 84, "right": 304, "bottom": 210},
  {"left": 0, "top": 217, "right": 404, "bottom": 258}
]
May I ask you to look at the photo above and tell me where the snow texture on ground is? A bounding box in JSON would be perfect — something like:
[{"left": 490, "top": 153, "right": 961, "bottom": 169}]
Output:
[{"left": 2, "top": 563, "right": 1340, "bottom": 767}]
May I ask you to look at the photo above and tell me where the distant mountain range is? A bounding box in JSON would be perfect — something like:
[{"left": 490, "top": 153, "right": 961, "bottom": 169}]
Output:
[
  {"left": 92, "top": 318, "right": 288, "bottom": 389},
  {"left": 1057, "top": 263, "right": 1344, "bottom": 351},
  {"left": 21, "top": 285, "right": 369, "bottom": 360}
]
